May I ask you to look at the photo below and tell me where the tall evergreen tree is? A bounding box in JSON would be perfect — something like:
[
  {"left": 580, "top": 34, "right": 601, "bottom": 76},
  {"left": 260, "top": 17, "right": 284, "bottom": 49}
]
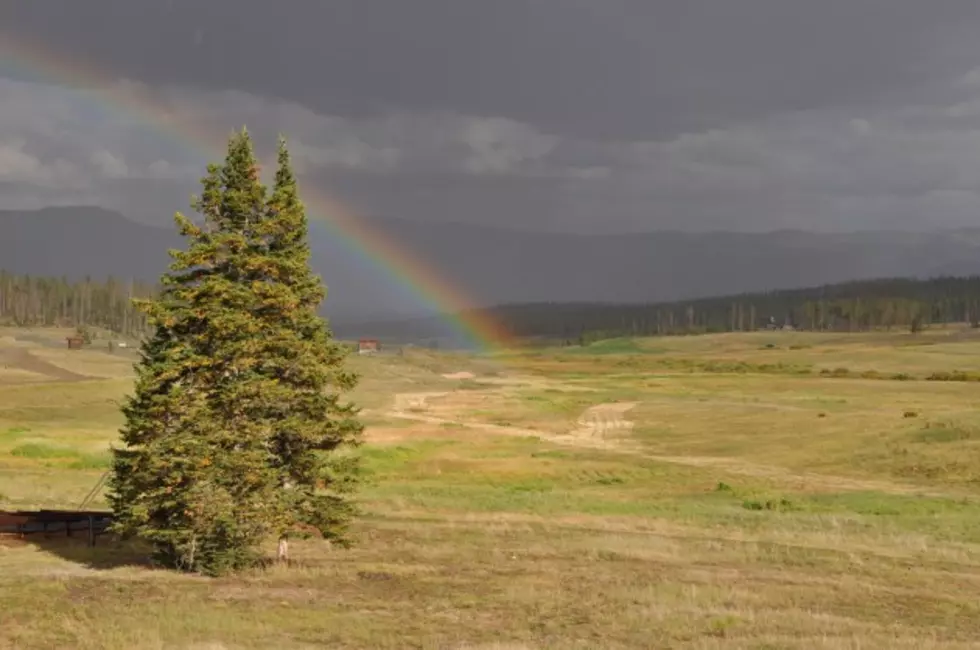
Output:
[
  {"left": 107, "top": 130, "right": 361, "bottom": 575},
  {"left": 251, "top": 137, "right": 363, "bottom": 558}
]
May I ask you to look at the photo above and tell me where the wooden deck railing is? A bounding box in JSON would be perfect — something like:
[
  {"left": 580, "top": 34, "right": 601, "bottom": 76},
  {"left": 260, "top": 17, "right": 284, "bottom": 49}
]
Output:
[{"left": 0, "top": 510, "right": 113, "bottom": 546}]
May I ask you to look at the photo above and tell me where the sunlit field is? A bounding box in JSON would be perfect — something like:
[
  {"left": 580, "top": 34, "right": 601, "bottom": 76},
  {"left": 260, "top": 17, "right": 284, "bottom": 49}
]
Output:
[{"left": 3, "top": 326, "right": 980, "bottom": 649}]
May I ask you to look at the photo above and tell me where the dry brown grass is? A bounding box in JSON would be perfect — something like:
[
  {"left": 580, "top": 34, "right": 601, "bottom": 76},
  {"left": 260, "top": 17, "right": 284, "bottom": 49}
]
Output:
[{"left": 2, "top": 328, "right": 980, "bottom": 648}]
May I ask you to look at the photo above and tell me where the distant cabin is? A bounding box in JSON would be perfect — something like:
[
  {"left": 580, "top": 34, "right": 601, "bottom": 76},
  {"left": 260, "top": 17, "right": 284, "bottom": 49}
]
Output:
[
  {"left": 357, "top": 338, "right": 381, "bottom": 354},
  {"left": 66, "top": 336, "right": 85, "bottom": 350}
]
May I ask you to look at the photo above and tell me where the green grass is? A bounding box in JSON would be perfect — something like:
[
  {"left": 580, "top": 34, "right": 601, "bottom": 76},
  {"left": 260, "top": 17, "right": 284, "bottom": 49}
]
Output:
[
  {"left": 913, "top": 421, "right": 980, "bottom": 443},
  {"left": 566, "top": 337, "right": 649, "bottom": 355},
  {"left": 356, "top": 435, "right": 980, "bottom": 543},
  {"left": 8, "top": 442, "right": 111, "bottom": 470},
  {"left": 0, "top": 426, "right": 31, "bottom": 442},
  {"left": 4, "top": 327, "right": 980, "bottom": 648}
]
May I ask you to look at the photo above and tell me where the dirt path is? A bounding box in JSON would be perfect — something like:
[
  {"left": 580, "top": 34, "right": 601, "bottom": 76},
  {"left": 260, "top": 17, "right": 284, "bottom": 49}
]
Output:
[
  {"left": 570, "top": 402, "right": 637, "bottom": 439},
  {"left": 388, "top": 392, "right": 641, "bottom": 452},
  {"left": 392, "top": 392, "right": 449, "bottom": 412},
  {"left": 386, "top": 389, "right": 959, "bottom": 497},
  {"left": 389, "top": 390, "right": 544, "bottom": 438}
]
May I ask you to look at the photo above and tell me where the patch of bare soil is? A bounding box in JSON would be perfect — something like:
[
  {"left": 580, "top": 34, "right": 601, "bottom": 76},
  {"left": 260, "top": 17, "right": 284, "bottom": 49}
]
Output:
[
  {"left": 387, "top": 392, "right": 630, "bottom": 450},
  {"left": 392, "top": 392, "right": 450, "bottom": 412},
  {"left": 388, "top": 391, "right": 542, "bottom": 437},
  {"left": 441, "top": 371, "right": 476, "bottom": 380},
  {"left": 569, "top": 402, "right": 637, "bottom": 440},
  {"left": 0, "top": 348, "right": 90, "bottom": 382}
]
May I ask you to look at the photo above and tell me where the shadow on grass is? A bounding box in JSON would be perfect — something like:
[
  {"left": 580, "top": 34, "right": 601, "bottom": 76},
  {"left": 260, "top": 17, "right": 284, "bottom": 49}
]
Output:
[
  {"left": 22, "top": 533, "right": 313, "bottom": 574},
  {"left": 23, "top": 533, "right": 155, "bottom": 571}
]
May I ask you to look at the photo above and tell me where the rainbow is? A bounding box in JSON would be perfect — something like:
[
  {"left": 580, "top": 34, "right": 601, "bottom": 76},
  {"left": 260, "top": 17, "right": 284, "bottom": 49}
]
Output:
[{"left": 0, "top": 33, "right": 510, "bottom": 350}]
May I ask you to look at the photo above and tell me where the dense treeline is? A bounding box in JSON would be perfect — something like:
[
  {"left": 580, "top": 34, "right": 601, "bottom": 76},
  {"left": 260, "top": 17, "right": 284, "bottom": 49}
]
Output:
[
  {"left": 479, "top": 276, "right": 980, "bottom": 343},
  {"left": 7, "top": 269, "right": 980, "bottom": 346},
  {"left": 0, "top": 271, "right": 155, "bottom": 337}
]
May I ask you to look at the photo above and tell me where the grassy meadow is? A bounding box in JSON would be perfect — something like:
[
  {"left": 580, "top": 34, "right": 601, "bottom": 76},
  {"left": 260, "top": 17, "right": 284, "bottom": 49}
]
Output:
[{"left": 2, "top": 326, "right": 980, "bottom": 648}]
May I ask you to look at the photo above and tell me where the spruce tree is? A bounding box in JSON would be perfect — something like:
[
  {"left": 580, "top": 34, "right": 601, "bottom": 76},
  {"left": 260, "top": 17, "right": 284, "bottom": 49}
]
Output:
[
  {"left": 108, "top": 129, "right": 361, "bottom": 575},
  {"left": 249, "top": 137, "right": 363, "bottom": 556}
]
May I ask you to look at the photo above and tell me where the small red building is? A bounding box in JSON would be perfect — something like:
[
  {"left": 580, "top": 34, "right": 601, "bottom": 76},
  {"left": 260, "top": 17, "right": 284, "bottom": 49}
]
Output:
[
  {"left": 357, "top": 338, "right": 381, "bottom": 354},
  {"left": 66, "top": 336, "right": 85, "bottom": 350}
]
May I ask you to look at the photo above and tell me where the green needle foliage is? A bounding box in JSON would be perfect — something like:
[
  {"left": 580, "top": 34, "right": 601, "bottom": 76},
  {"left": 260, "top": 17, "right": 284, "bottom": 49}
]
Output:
[{"left": 108, "top": 129, "right": 363, "bottom": 576}]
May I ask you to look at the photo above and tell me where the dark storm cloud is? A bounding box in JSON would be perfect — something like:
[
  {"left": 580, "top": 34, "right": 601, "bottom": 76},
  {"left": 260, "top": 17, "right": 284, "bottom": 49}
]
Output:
[
  {"left": 3, "top": 0, "right": 980, "bottom": 140},
  {"left": 5, "top": 1, "right": 980, "bottom": 234}
]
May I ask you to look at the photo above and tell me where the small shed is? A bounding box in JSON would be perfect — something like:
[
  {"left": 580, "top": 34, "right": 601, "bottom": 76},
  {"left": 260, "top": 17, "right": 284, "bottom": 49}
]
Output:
[
  {"left": 357, "top": 338, "right": 381, "bottom": 354},
  {"left": 66, "top": 336, "right": 85, "bottom": 350}
]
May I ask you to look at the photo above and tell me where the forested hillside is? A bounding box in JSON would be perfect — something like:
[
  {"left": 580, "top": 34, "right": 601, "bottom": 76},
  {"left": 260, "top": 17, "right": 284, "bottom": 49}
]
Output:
[
  {"left": 0, "top": 271, "right": 154, "bottom": 338},
  {"left": 12, "top": 208, "right": 980, "bottom": 326},
  {"left": 357, "top": 276, "right": 980, "bottom": 345},
  {"left": 485, "top": 277, "right": 980, "bottom": 343},
  {"left": 5, "top": 271, "right": 980, "bottom": 345}
]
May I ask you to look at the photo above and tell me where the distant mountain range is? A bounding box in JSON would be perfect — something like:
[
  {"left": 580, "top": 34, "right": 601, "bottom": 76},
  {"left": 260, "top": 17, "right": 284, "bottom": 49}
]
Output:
[{"left": 6, "top": 206, "right": 980, "bottom": 339}]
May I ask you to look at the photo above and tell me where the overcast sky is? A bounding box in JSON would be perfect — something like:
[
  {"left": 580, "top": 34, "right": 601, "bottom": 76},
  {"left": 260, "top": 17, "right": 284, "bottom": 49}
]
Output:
[{"left": 4, "top": 0, "right": 980, "bottom": 233}]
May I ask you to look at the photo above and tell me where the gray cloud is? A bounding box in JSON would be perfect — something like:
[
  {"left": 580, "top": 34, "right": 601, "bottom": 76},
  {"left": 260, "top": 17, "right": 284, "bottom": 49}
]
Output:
[
  {"left": 5, "top": 1, "right": 980, "bottom": 233},
  {"left": 5, "top": 0, "right": 980, "bottom": 140}
]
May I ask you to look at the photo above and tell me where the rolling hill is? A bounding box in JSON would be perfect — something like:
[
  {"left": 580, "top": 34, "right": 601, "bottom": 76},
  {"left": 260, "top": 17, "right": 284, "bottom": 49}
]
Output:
[{"left": 6, "top": 206, "right": 980, "bottom": 334}]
